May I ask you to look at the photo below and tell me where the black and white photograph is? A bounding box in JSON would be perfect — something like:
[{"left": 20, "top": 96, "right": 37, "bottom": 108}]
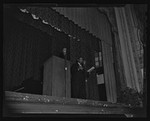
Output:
[{"left": 3, "top": 3, "right": 147, "bottom": 118}]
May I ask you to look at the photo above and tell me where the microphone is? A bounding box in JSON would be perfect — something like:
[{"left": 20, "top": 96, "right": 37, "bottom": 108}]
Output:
[
  {"left": 63, "top": 48, "right": 67, "bottom": 56},
  {"left": 63, "top": 48, "right": 67, "bottom": 97},
  {"left": 83, "top": 60, "right": 86, "bottom": 66},
  {"left": 63, "top": 48, "right": 67, "bottom": 71}
]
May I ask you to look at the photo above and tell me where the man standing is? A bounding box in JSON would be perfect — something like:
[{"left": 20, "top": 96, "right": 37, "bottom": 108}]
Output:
[{"left": 71, "top": 57, "right": 89, "bottom": 99}]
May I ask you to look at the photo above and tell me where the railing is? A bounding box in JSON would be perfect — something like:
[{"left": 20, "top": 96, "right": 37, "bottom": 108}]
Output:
[{"left": 3, "top": 91, "right": 137, "bottom": 117}]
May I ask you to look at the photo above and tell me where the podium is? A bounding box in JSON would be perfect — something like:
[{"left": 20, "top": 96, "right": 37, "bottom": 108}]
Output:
[{"left": 43, "top": 56, "right": 71, "bottom": 97}]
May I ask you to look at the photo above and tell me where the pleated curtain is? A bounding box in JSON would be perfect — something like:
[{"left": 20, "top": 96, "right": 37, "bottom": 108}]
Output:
[
  {"left": 124, "top": 5, "right": 143, "bottom": 92},
  {"left": 115, "top": 7, "right": 142, "bottom": 92}
]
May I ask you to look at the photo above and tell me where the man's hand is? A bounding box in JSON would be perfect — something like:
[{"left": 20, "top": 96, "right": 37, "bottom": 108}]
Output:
[
  {"left": 87, "top": 66, "right": 95, "bottom": 73},
  {"left": 83, "top": 60, "right": 86, "bottom": 66},
  {"left": 78, "top": 65, "right": 83, "bottom": 70}
]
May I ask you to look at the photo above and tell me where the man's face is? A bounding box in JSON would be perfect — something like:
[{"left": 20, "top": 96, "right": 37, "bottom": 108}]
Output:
[{"left": 79, "top": 57, "right": 83, "bottom": 63}]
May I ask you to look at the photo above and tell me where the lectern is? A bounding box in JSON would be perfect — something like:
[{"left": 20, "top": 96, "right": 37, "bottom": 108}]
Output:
[{"left": 43, "top": 56, "right": 71, "bottom": 97}]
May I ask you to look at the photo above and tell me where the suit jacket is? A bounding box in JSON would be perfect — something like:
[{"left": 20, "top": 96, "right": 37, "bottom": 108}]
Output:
[{"left": 71, "top": 62, "right": 89, "bottom": 84}]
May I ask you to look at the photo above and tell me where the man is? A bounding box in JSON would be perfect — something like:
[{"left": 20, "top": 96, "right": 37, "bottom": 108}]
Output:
[{"left": 71, "top": 57, "right": 89, "bottom": 99}]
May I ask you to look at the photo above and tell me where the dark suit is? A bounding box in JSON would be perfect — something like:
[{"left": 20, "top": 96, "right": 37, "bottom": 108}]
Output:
[{"left": 71, "top": 62, "right": 89, "bottom": 99}]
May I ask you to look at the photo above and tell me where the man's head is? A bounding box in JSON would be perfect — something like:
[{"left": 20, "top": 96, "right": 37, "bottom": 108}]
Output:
[{"left": 78, "top": 57, "right": 83, "bottom": 64}]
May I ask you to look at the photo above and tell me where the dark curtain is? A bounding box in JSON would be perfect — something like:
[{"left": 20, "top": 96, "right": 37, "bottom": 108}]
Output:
[
  {"left": 3, "top": 7, "right": 72, "bottom": 91},
  {"left": 52, "top": 30, "right": 70, "bottom": 60},
  {"left": 3, "top": 7, "right": 52, "bottom": 91},
  {"left": 70, "top": 37, "right": 81, "bottom": 64}
]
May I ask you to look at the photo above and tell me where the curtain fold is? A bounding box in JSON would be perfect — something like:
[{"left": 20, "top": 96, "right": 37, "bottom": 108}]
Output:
[
  {"left": 112, "top": 31, "right": 127, "bottom": 98},
  {"left": 102, "top": 42, "right": 117, "bottom": 103}
]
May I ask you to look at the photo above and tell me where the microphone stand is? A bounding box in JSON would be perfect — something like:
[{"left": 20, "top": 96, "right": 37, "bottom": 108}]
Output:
[
  {"left": 84, "top": 61, "right": 88, "bottom": 99},
  {"left": 64, "top": 53, "right": 67, "bottom": 98}
]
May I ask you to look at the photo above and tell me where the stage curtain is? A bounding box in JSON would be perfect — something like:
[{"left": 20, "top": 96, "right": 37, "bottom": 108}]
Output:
[
  {"left": 112, "top": 31, "right": 127, "bottom": 96},
  {"left": 114, "top": 7, "right": 142, "bottom": 92},
  {"left": 52, "top": 7, "right": 113, "bottom": 46},
  {"left": 102, "top": 41, "right": 117, "bottom": 103},
  {"left": 124, "top": 5, "right": 143, "bottom": 91}
]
